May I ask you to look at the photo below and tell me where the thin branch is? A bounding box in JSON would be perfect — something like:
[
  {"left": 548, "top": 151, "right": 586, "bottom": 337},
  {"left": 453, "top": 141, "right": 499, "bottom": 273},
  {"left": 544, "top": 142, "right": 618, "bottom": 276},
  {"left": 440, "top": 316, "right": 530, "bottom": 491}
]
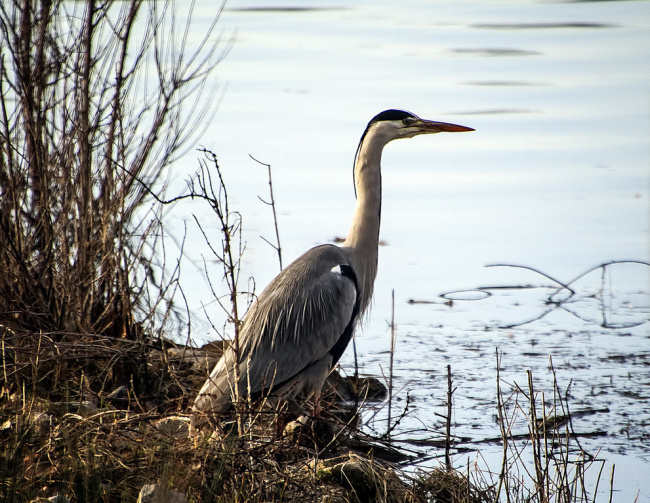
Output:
[{"left": 250, "top": 154, "right": 283, "bottom": 271}]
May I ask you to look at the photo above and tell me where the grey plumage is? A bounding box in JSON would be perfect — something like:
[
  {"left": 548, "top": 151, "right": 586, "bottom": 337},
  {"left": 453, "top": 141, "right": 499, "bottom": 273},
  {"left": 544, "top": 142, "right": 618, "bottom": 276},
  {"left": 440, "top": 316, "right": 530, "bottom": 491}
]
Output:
[
  {"left": 193, "top": 110, "right": 473, "bottom": 421},
  {"left": 194, "top": 245, "right": 358, "bottom": 415}
]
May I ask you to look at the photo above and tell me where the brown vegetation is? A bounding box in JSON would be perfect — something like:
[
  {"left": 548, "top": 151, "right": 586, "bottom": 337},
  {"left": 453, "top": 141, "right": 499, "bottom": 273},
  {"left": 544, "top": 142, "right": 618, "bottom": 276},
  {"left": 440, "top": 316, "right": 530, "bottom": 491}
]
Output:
[{"left": 0, "top": 327, "right": 497, "bottom": 502}]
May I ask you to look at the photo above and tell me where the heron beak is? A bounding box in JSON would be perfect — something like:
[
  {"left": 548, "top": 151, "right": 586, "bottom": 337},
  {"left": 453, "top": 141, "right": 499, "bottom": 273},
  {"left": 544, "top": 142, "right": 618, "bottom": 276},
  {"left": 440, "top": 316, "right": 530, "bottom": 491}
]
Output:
[{"left": 418, "top": 119, "right": 474, "bottom": 133}]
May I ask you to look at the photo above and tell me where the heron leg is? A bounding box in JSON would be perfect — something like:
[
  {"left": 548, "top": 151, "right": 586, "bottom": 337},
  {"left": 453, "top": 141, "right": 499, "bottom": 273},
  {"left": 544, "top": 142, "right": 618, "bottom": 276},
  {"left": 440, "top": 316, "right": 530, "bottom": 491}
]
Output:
[{"left": 312, "top": 388, "right": 322, "bottom": 417}]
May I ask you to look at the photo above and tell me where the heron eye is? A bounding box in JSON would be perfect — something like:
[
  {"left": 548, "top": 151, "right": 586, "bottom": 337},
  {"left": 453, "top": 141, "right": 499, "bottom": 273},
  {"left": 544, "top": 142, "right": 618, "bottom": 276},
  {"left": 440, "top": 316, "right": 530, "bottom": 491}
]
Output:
[{"left": 402, "top": 118, "right": 416, "bottom": 126}]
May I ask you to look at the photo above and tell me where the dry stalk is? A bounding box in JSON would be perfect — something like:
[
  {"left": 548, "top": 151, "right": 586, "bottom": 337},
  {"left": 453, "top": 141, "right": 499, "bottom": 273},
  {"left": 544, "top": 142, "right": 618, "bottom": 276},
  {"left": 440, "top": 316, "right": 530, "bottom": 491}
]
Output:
[
  {"left": 445, "top": 364, "right": 455, "bottom": 472},
  {"left": 527, "top": 370, "right": 547, "bottom": 502},
  {"left": 250, "top": 154, "right": 284, "bottom": 271},
  {"left": 388, "top": 289, "right": 397, "bottom": 435},
  {"left": 491, "top": 355, "right": 612, "bottom": 503},
  {"left": 495, "top": 348, "right": 511, "bottom": 502}
]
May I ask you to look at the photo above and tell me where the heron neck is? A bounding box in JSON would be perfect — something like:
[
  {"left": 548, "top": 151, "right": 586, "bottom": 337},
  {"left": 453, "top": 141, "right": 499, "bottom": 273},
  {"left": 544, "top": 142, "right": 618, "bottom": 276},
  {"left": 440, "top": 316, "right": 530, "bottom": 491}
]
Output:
[{"left": 343, "top": 136, "right": 385, "bottom": 315}]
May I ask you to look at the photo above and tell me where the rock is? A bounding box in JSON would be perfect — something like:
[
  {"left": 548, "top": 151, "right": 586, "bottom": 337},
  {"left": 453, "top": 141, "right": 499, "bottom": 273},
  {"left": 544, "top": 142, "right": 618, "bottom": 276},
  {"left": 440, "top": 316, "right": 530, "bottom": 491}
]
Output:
[
  {"left": 313, "top": 458, "right": 378, "bottom": 503},
  {"left": 50, "top": 400, "right": 98, "bottom": 416},
  {"left": 328, "top": 373, "right": 387, "bottom": 402},
  {"left": 137, "top": 484, "right": 185, "bottom": 503},
  {"left": 155, "top": 416, "right": 190, "bottom": 439}
]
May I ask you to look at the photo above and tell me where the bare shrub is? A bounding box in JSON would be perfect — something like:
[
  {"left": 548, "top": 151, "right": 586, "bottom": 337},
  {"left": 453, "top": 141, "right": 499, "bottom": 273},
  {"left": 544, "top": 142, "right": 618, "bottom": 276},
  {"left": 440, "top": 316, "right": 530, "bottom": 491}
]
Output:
[{"left": 0, "top": 0, "right": 230, "bottom": 336}]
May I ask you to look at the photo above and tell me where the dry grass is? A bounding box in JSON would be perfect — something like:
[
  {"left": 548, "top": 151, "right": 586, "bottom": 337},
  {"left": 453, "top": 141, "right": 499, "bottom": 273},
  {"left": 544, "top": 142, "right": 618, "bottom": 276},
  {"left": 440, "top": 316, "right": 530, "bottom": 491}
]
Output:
[{"left": 1, "top": 327, "right": 498, "bottom": 503}]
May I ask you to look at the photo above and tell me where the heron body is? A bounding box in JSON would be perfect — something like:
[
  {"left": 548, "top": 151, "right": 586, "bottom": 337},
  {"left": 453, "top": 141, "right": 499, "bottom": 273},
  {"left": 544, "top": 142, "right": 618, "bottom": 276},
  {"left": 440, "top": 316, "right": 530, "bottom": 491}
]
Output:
[{"left": 193, "top": 109, "right": 473, "bottom": 419}]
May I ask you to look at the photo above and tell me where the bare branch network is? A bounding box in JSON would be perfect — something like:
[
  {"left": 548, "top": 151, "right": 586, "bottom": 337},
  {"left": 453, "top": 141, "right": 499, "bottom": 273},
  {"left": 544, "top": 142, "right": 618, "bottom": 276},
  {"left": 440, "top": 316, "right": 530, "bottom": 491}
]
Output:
[{"left": 0, "top": 0, "right": 230, "bottom": 336}]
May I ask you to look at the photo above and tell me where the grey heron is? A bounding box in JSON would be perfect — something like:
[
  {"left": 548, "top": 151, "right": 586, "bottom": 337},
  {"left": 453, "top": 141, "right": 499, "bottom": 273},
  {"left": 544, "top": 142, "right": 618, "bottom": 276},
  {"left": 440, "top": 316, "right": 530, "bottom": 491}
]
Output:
[{"left": 193, "top": 109, "right": 473, "bottom": 422}]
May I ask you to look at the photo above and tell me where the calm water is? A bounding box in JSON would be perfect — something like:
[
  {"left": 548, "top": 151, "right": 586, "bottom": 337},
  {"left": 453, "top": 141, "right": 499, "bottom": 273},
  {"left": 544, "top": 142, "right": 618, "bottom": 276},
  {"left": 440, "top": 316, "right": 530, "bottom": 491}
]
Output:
[{"left": 165, "top": 0, "right": 650, "bottom": 500}]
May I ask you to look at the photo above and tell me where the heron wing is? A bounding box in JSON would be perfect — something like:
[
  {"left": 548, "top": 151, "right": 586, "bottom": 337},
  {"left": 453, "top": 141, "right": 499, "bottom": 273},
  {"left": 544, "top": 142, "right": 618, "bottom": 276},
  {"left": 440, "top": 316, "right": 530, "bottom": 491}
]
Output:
[{"left": 195, "top": 244, "right": 359, "bottom": 412}]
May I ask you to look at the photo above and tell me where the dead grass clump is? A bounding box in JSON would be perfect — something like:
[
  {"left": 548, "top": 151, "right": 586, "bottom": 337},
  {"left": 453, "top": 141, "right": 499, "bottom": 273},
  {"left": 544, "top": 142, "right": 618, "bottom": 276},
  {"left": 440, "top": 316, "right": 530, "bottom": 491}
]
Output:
[
  {"left": 310, "top": 453, "right": 413, "bottom": 503},
  {"left": 411, "top": 467, "right": 494, "bottom": 503},
  {"left": 1, "top": 330, "right": 182, "bottom": 500},
  {"left": 1, "top": 328, "right": 185, "bottom": 411},
  {"left": 0, "top": 330, "right": 343, "bottom": 500}
]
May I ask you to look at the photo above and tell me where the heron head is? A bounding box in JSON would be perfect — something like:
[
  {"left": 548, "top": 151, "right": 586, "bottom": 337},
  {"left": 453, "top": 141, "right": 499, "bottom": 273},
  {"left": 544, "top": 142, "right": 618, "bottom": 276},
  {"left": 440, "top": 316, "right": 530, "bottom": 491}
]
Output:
[
  {"left": 365, "top": 109, "right": 474, "bottom": 142},
  {"left": 353, "top": 109, "right": 473, "bottom": 175},
  {"left": 352, "top": 109, "right": 473, "bottom": 197}
]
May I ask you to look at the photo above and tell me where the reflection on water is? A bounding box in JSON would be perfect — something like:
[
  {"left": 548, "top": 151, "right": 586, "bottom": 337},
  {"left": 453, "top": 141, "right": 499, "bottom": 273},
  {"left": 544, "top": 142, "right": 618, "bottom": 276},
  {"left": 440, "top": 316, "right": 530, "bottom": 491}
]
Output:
[
  {"left": 473, "top": 22, "right": 617, "bottom": 29},
  {"left": 464, "top": 80, "right": 544, "bottom": 86},
  {"left": 439, "top": 261, "right": 650, "bottom": 330},
  {"left": 451, "top": 48, "right": 542, "bottom": 56}
]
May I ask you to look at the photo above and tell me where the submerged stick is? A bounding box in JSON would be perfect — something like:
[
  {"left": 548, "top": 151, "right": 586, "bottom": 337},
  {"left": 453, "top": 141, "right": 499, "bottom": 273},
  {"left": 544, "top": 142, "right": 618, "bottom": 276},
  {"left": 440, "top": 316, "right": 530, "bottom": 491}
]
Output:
[
  {"left": 445, "top": 364, "right": 454, "bottom": 471},
  {"left": 387, "top": 289, "right": 396, "bottom": 436}
]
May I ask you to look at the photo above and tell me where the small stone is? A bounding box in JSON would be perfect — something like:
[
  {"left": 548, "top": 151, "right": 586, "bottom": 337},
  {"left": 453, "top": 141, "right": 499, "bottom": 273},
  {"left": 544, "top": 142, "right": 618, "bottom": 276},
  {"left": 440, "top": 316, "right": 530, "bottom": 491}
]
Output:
[
  {"left": 29, "top": 495, "right": 71, "bottom": 503},
  {"left": 137, "top": 484, "right": 185, "bottom": 503},
  {"left": 77, "top": 400, "right": 99, "bottom": 416},
  {"left": 317, "top": 461, "right": 377, "bottom": 501},
  {"left": 155, "top": 416, "right": 191, "bottom": 439},
  {"left": 283, "top": 415, "right": 310, "bottom": 438},
  {"left": 107, "top": 385, "right": 129, "bottom": 400}
]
